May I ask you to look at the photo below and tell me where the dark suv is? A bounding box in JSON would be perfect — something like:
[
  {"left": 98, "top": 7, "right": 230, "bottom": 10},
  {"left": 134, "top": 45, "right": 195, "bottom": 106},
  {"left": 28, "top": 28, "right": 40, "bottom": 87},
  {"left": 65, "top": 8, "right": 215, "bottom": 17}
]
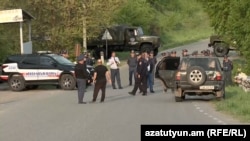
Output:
[
  {"left": 174, "top": 55, "right": 225, "bottom": 102},
  {"left": 0, "top": 52, "right": 94, "bottom": 91}
]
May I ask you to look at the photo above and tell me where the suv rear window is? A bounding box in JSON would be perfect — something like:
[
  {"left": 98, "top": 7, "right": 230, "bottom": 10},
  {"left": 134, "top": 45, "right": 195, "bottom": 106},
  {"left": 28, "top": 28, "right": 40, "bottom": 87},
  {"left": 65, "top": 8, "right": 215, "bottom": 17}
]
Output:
[{"left": 180, "top": 58, "right": 218, "bottom": 71}]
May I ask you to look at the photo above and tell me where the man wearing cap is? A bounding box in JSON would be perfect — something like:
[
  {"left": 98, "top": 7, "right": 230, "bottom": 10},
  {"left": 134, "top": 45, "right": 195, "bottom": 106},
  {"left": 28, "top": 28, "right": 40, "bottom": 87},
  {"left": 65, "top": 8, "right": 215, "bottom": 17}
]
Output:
[
  {"left": 74, "top": 55, "right": 89, "bottom": 104},
  {"left": 182, "top": 49, "right": 189, "bottom": 57},
  {"left": 223, "top": 55, "right": 233, "bottom": 86},
  {"left": 127, "top": 50, "right": 137, "bottom": 86},
  {"left": 170, "top": 51, "right": 177, "bottom": 57}
]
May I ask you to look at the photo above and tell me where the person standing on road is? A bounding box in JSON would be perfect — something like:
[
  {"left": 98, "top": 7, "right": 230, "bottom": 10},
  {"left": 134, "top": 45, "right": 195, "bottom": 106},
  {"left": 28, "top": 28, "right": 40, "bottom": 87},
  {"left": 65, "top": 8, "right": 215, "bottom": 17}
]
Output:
[
  {"left": 91, "top": 59, "right": 111, "bottom": 103},
  {"left": 147, "top": 51, "right": 156, "bottom": 93},
  {"left": 127, "top": 50, "right": 137, "bottom": 86},
  {"left": 223, "top": 55, "right": 234, "bottom": 86},
  {"left": 74, "top": 55, "right": 88, "bottom": 104},
  {"left": 107, "top": 51, "right": 123, "bottom": 89},
  {"left": 128, "top": 52, "right": 148, "bottom": 96},
  {"left": 149, "top": 51, "right": 157, "bottom": 85}
]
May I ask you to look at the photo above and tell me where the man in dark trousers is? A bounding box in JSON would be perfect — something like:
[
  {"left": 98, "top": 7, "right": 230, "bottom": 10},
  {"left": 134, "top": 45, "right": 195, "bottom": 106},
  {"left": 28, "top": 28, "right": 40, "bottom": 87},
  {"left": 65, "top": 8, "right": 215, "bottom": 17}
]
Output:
[
  {"left": 91, "top": 59, "right": 111, "bottom": 103},
  {"left": 128, "top": 52, "right": 148, "bottom": 96},
  {"left": 107, "top": 51, "right": 123, "bottom": 89},
  {"left": 147, "top": 51, "right": 156, "bottom": 93},
  {"left": 223, "top": 55, "right": 234, "bottom": 86},
  {"left": 74, "top": 55, "right": 88, "bottom": 104},
  {"left": 127, "top": 50, "right": 137, "bottom": 86}
]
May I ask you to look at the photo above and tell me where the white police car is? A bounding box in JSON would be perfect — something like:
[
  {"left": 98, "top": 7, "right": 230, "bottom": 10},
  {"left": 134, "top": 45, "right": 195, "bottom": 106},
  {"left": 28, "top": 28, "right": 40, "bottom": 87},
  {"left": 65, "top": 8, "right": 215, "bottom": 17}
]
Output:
[{"left": 0, "top": 52, "right": 92, "bottom": 91}]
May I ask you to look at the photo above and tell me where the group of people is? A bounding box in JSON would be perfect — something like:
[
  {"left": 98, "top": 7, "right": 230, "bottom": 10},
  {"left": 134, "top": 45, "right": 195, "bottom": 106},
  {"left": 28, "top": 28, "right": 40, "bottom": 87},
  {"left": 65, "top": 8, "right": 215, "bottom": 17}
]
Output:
[
  {"left": 74, "top": 54, "right": 111, "bottom": 104},
  {"left": 127, "top": 50, "right": 157, "bottom": 96},
  {"left": 73, "top": 47, "right": 234, "bottom": 104}
]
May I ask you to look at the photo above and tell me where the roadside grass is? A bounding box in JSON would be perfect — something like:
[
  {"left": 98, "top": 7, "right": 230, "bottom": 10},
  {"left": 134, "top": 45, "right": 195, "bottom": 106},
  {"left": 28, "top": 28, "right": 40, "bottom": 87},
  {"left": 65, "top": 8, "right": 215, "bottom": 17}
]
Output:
[{"left": 213, "top": 86, "right": 250, "bottom": 122}]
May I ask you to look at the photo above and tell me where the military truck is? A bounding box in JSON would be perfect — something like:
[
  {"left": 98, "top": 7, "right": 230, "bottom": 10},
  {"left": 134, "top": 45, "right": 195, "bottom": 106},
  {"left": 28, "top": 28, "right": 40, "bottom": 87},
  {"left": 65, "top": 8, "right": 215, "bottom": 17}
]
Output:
[
  {"left": 87, "top": 25, "right": 161, "bottom": 59},
  {"left": 208, "top": 35, "right": 236, "bottom": 57}
]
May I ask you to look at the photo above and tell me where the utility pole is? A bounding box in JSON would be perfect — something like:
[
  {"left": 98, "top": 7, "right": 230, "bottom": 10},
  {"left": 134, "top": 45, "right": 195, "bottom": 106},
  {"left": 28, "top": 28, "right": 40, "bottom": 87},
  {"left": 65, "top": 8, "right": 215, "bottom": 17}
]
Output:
[{"left": 82, "top": 3, "right": 87, "bottom": 52}]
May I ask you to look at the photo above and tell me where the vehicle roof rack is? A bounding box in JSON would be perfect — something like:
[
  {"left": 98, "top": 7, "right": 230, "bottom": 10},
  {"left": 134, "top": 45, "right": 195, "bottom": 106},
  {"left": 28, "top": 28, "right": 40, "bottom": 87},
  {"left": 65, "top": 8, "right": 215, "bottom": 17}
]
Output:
[
  {"left": 190, "top": 50, "right": 214, "bottom": 57},
  {"left": 36, "top": 50, "right": 52, "bottom": 54}
]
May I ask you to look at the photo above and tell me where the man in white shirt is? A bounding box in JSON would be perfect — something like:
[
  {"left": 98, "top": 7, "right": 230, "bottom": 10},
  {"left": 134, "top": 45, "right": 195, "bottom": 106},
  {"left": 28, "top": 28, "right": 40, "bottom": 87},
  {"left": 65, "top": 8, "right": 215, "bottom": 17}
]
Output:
[{"left": 107, "top": 51, "right": 123, "bottom": 89}]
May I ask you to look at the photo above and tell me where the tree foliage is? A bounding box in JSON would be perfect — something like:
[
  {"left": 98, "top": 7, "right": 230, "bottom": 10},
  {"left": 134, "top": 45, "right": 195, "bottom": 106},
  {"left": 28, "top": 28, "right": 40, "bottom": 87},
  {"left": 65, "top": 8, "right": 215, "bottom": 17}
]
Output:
[
  {"left": 200, "top": 0, "right": 250, "bottom": 74},
  {"left": 0, "top": 0, "right": 210, "bottom": 60}
]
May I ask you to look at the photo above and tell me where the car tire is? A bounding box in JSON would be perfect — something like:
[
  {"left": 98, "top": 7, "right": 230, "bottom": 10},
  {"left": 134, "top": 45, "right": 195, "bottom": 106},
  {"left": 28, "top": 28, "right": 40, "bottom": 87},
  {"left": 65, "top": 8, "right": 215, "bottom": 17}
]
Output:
[
  {"left": 186, "top": 66, "right": 206, "bottom": 87},
  {"left": 216, "top": 86, "right": 225, "bottom": 101},
  {"left": 8, "top": 75, "right": 25, "bottom": 91},
  {"left": 60, "top": 74, "right": 76, "bottom": 90},
  {"left": 213, "top": 42, "right": 229, "bottom": 57}
]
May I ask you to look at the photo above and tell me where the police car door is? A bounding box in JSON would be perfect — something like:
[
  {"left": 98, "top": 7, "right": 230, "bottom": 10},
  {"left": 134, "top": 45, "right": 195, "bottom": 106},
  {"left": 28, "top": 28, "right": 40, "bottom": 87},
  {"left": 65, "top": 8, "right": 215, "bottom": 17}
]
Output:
[
  {"left": 38, "top": 56, "right": 59, "bottom": 80},
  {"left": 18, "top": 55, "right": 39, "bottom": 81}
]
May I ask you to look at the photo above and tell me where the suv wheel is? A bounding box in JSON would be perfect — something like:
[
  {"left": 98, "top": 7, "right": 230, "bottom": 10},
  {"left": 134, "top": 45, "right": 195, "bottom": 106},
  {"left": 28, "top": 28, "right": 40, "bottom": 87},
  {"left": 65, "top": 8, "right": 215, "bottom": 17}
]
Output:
[
  {"left": 186, "top": 66, "right": 206, "bottom": 87},
  {"left": 8, "top": 75, "right": 25, "bottom": 91},
  {"left": 214, "top": 42, "right": 229, "bottom": 57},
  {"left": 216, "top": 86, "right": 225, "bottom": 101},
  {"left": 175, "top": 88, "right": 183, "bottom": 102},
  {"left": 60, "top": 74, "right": 76, "bottom": 90}
]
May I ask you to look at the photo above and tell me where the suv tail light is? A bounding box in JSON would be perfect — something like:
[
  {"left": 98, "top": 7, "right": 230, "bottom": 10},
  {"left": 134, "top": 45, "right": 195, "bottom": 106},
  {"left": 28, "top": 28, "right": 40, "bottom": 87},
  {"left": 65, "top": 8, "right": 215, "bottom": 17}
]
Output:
[
  {"left": 176, "top": 71, "right": 181, "bottom": 81},
  {"left": 216, "top": 71, "right": 222, "bottom": 81}
]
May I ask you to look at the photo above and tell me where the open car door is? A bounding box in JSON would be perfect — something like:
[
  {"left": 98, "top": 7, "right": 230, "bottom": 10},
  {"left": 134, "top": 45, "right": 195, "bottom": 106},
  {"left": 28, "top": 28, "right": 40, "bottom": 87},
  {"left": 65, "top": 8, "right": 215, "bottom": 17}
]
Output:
[{"left": 155, "top": 56, "right": 180, "bottom": 89}]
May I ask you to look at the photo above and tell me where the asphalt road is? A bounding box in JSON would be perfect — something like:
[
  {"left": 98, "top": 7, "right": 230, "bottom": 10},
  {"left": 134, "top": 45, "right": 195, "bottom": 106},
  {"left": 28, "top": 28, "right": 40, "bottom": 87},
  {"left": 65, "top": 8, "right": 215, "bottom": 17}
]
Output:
[{"left": 0, "top": 39, "right": 244, "bottom": 141}]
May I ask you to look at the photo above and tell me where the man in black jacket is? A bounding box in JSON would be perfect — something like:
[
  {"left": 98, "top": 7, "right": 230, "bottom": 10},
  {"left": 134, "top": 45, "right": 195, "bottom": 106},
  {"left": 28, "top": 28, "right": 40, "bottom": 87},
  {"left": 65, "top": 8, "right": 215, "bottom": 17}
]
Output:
[
  {"left": 128, "top": 52, "right": 148, "bottom": 96},
  {"left": 74, "top": 55, "right": 89, "bottom": 104}
]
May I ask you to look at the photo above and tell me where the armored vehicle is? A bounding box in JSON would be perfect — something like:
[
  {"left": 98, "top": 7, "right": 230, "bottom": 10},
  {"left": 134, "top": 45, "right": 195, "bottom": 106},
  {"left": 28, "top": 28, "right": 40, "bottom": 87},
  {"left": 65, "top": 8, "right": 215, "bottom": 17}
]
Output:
[{"left": 87, "top": 25, "right": 161, "bottom": 59}]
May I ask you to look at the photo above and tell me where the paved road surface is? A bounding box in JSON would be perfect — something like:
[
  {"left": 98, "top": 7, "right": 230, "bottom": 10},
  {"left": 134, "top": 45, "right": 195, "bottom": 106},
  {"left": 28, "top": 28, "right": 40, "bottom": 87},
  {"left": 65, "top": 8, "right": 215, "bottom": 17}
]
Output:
[{"left": 0, "top": 39, "right": 244, "bottom": 141}]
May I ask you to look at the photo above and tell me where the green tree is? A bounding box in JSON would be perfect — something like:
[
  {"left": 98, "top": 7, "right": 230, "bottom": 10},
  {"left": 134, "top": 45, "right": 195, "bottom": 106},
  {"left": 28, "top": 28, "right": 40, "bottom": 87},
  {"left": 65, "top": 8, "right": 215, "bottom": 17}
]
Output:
[{"left": 200, "top": 0, "right": 250, "bottom": 74}]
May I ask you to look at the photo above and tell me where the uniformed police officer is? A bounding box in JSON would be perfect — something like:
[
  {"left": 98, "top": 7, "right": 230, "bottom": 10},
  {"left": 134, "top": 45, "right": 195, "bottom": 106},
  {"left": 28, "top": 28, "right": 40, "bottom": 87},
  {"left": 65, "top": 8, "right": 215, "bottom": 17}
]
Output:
[
  {"left": 128, "top": 52, "right": 148, "bottom": 96},
  {"left": 223, "top": 55, "right": 233, "bottom": 86}
]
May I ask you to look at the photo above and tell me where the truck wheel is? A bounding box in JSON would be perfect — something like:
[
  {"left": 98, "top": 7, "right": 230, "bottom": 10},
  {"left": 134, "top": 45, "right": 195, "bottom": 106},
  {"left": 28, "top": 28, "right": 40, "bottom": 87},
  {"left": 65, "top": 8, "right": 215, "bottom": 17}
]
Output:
[
  {"left": 60, "top": 74, "right": 76, "bottom": 90},
  {"left": 141, "top": 44, "right": 152, "bottom": 53},
  {"left": 186, "top": 66, "right": 206, "bottom": 87},
  {"left": 8, "top": 75, "right": 25, "bottom": 91},
  {"left": 213, "top": 42, "right": 229, "bottom": 57}
]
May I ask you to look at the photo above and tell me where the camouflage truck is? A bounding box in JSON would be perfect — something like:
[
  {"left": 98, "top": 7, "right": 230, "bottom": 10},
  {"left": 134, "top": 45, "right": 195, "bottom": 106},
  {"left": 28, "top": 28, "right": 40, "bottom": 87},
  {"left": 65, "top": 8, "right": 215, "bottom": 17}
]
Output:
[
  {"left": 87, "top": 25, "right": 161, "bottom": 59},
  {"left": 208, "top": 35, "right": 236, "bottom": 57}
]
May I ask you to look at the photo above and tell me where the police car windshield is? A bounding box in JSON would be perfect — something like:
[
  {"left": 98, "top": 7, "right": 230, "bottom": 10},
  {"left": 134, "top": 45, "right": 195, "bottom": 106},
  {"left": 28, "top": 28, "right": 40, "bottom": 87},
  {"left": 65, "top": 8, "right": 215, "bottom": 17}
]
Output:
[{"left": 49, "top": 54, "right": 73, "bottom": 65}]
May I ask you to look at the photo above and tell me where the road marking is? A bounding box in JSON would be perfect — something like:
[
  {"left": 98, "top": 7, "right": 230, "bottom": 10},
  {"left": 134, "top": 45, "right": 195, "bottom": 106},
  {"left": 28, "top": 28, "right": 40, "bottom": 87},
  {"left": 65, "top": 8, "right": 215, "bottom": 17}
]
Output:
[{"left": 193, "top": 103, "right": 227, "bottom": 124}]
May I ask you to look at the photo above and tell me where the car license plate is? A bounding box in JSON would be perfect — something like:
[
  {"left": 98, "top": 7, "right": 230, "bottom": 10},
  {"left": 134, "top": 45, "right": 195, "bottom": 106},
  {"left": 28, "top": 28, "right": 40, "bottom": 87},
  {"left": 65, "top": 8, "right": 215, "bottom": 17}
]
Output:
[{"left": 199, "top": 85, "right": 214, "bottom": 89}]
